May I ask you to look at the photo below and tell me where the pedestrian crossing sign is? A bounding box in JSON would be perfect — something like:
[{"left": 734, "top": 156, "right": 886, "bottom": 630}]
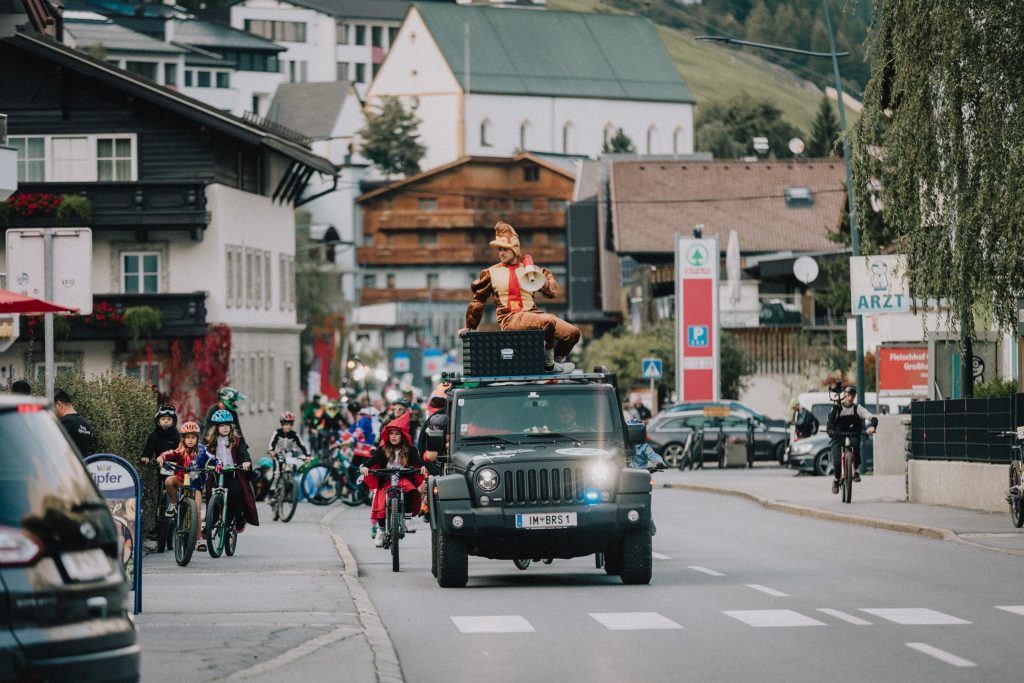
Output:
[{"left": 642, "top": 358, "right": 663, "bottom": 380}]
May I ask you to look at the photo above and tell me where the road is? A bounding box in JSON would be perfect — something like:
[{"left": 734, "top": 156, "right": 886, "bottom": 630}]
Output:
[{"left": 140, "top": 483, "right": 1022, "bottom": 682}]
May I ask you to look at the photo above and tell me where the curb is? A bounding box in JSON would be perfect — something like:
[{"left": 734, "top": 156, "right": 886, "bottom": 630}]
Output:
[{"left": 661, "top": 482, "right": 1024, "bottom": 557}]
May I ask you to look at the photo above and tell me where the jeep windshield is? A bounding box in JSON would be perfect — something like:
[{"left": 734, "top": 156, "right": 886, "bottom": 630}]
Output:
[{"left": 455, "top": 388, "right": 622, "bottom": 444}]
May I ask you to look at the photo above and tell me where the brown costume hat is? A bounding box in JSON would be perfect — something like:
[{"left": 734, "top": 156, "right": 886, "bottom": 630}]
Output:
[{"left": 489, "top": 221, "right": 521, "bottom": 257}]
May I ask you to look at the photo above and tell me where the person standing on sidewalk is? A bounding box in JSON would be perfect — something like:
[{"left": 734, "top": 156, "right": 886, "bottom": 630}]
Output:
[
  {"left": 54, "top": 388, "right": 94, "bottom": 456},
  {"left": 826, "top": 386, "right": 877, "bottom": 494}
]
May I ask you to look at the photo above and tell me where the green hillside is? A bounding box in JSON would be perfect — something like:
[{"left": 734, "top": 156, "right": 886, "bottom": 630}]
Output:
[{"left": 549, "top": 0, "right": 853, "bottom": 135}]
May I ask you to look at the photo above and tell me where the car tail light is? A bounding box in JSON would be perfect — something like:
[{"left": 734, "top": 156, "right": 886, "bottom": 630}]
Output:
[
  {"left": 17, "top": 404, "right": 42, "bottom": 413},
  {"left": 0, "top": 525, "right": 44, "bottom": 566}
]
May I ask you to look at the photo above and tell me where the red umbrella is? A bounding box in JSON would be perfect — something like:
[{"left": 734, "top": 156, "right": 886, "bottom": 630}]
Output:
[{"left": 0, "top": 289, "right": 78, "bottom": 314}]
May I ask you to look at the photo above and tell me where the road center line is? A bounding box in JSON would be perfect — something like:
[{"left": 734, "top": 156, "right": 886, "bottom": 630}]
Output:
[
  {"left": 905, "top": 642, "right": 976, "bottom": 668},
  {"left": 817, "top": 608, "right": 871, "bottom": 625},
  {"left": 688, "top": 566, "right": 725, "bottom": 576},
  {"left": 653, "top": 552, "right": 671, "bottom": 560},
  {"left": 746, "top": 584, "right": 789, "bottom": 597}
]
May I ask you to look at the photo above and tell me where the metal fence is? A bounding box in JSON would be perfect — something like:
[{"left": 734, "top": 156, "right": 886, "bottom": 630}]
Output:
[{"left": 910, "top": 395, "right": 1024, "bottom": 463}]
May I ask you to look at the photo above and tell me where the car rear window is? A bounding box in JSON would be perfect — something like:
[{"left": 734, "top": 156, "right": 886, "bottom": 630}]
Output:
[{"left": 0, "top": 408, "right": 103, "bottom": 528}]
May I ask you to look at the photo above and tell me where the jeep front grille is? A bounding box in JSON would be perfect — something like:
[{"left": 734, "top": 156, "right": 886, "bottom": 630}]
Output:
[{"left": 502, "top": 467, "right": 587, "bottom": 506}]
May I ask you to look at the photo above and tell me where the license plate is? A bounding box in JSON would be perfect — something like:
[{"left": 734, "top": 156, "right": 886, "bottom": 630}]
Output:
[
  {"left": 61, "top": 549, "right": 111, "bottom": 582},
  {"left": 515, "top": 512, "right": 577, "bottom": 529}
]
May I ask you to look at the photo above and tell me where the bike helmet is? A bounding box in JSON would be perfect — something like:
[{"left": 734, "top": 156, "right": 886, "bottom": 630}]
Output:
[
  {"left": 843, "top": 386, "right": 858, "bottom": 397},
  {"left": 325, "top": 401, "right": 340, "bottom": 418},
  {"left": 155, "top": 404, "right": 177, "bottom": 419},
  {"left": 280, "top": 411, "right": 295, "bottom": 423},
  {"left": 180, "top": 421, "right": 201, "bottom": 434},
  {"left": 210, "top": 409, "right": 234, "bottom": 424},
  {"left": 217, "top": 387, "right": 246, "bottom": 410}
]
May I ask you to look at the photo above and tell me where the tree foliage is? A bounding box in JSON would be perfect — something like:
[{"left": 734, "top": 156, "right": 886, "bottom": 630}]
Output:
[
  {"left": 358, "top": 96, "right": 426, "bottom": 178},
  {"left": 602, "top": 128, "right": 636, "bottom": 154},
  {"left": 806, "top": 96, "right": 839, "bottom": 157},
  {"left": 695, "top": 95, "right": 802, "bottom": 159},
  {"left": 851, "top": 1, "right": 1024, "bottom": 339}
]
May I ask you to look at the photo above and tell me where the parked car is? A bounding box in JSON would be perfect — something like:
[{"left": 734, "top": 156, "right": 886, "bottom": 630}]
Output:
[
  {"left": 0, "top": 396, "right": 140, "bottom": 683},
  {"left": 657, "top": 401, "right": 786, "bottom": 428},
  {"left": 647, "top": 409, "right": 790, "bottom": 467},
  {"left": 786, "top": 432, "right": 834, "bottom": 476}
]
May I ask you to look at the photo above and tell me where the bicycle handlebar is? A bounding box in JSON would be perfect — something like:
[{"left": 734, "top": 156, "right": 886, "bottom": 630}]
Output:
[
  {"left": 367, "top": 467, "right": 421, "bottom": 476},
  {"left": 205, "top": 464, "right": 243, "bottom": 472}
]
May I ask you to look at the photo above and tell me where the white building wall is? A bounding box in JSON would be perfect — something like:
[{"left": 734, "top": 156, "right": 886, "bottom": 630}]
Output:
[
  {"left": 230, "top": 70, "right": 288, "bottom": 117},
  {"left": 180, "top": 84, "right": 238, "bottom": 113},
  {"left": 231, "top": 0, "right": 332, "bottom": 83}
]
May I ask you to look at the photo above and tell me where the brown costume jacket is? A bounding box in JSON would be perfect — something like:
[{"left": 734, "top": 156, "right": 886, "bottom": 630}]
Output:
[{"left": 465, "top": 262, "right": 559, "bottom": 329}]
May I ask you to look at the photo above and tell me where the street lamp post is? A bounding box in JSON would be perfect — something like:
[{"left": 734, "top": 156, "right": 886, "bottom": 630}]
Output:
[{"left": 697, "top": 1, "right": 866, "bottom": 404}]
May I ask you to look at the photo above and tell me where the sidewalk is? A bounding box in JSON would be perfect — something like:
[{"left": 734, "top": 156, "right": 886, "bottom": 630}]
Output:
[{"left": 658, "top": 465, "right": 1024, "bottom": 556}]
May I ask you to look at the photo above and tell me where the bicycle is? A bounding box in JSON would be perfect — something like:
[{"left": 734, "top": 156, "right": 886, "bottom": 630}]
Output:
[
  {"left": 267, "top": 447, "right": 303, "bottom": 523},
  {"left": 835, "top": 431, "right": 860, "bottom": 504},
  {"left": 996, "top": 427, "right": 1024, "bottom": 527},
  {"left": 150, "top": 462, "right": 200, "bottom": 565},
  {"left": 368, "top": 467, "right": 421, "bottom": 573},
  {"left": 301, "top": 441, "right": 370, "bottom": 507},
  {"left": 205, "top": 464, "right": 244, "bottom": 558}
]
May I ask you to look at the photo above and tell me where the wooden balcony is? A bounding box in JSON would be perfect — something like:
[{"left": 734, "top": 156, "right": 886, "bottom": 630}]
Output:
[
  {"left": 367, "top": 209, "right": 566, "bottom": 231},
  {"left": 357, "top": 244, "right": 566, "bottom": 266},
  {"left": 19, "top": 292, "right": 207, "bottom": 341},
  {"left": 11, "top": 181, "right": 210, "bottom": 237}
]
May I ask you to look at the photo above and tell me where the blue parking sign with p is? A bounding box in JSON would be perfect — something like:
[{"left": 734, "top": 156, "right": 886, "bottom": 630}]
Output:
[{"left": 687, "top": 325, "right": 709, "bottom": 348}]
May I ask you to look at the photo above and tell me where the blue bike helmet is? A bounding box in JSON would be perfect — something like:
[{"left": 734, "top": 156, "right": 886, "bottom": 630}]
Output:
[{"left": 210, "top": 409, "right": 234, "bottom": 424}]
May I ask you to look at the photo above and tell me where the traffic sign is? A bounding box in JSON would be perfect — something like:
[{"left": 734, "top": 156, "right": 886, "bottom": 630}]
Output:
[
  {"left": 642, "top": 357, "right": 663, "bottom": 380},
  {"left": 676, "top": 235, "right": 720, "bottom": 402},
  {"left": 687, "top": 325, "right": 709, "bottom": 348},
  {"left": 393, "top": 351, "right": 410, "bottom": 373}
]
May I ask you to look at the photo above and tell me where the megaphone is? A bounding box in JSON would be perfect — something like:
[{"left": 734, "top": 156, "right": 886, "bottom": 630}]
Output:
[{"left": 520, "top": 254, "right": 545, "bottom": 292}]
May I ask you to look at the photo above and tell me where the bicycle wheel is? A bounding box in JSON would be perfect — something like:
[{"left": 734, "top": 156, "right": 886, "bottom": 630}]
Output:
[
  {"left": 280, "top": 476, "right": 298, "bottom": 523},
  {"left": 302, "top": 465, "right": 339, "bottom": 505},
  {"left": 340, "top": 468, "right": 364, "bottom": 507},
  {"left": 206, "top": 493, "right": 226, "bottom": 558},
  {"left": 225, "top": 524, "right": 238, "bottom": 557},
  {"left": 1011, "top": 464, "right": 1024, "bottom": 528},
  {"left": 175, "top": 496, "right": 198, "bottom": 567},
  {"left": 389, "top": 495, "right": 402, "bottom": 573},
  {"left": 842, "top": 452, "right": 853, "bottom": 504}
]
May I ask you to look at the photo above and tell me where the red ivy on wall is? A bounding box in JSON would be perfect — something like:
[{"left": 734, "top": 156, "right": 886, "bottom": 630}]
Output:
[{"left": 193, "top": 324, "right": 231, "bottom": 413}]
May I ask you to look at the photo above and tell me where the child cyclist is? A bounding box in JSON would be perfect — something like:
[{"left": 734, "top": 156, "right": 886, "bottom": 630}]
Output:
[
  {"left": 203, "top": 410, "right": 259, "bottom": 532},
  {"left": 255, "top": 411, "right": 310, "bottom": 500},
  {"left": 358, "top": 412, "right": 426, "bottom": 547},
  {"left": 156, "top": 421, "right": 207, "bottom": 549}
]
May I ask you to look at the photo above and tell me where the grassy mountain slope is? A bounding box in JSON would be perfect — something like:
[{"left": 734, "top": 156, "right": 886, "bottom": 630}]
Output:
[{"left": 550, "top": 0, "right": 851, "bottom": 134}]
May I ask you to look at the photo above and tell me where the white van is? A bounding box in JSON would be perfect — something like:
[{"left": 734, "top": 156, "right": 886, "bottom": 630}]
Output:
[{"left": 796, "top": 391, "right": 911, "bottom": 433}]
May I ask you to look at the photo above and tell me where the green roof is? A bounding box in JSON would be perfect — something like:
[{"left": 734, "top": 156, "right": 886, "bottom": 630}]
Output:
[{"left": 414, "top": 3, "right": 694, "bottom": 104}]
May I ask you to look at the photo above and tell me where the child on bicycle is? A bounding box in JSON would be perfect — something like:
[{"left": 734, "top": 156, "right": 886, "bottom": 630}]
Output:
[
  {"left": 157, "top": 421, "right": 211, "bottom": 551},
  {"left": 256, "top": 411, "right": 310, "bottom": 500},
  {"left": 358, "top": 412, "right": 426, "bottom": 547},
  {"left": 203, "top": 410, "right": 259, "bottom": 531}
]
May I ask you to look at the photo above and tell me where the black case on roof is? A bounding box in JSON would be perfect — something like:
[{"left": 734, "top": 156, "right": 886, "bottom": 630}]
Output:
[{"left": 462, "top": 330, "right": 545, "bottom": 377}]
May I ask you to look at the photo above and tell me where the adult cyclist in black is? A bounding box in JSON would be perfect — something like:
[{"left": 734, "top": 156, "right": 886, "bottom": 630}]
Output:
[{"left": 827, "top": 386, "right": 877, "bottom": 494}]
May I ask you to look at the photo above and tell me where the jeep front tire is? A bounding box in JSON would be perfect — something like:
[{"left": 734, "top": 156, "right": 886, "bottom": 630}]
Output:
[
  {"left": 620, "top": 529, "right": 652, "bottom": 585},
  {"left": 436, "top": 531, "right": 469, "bottom": 588}
]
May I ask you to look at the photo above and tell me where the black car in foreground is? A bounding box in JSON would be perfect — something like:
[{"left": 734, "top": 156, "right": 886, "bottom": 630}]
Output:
[{"left": 0, "top": 396, "right": 140, "bottom": 682}]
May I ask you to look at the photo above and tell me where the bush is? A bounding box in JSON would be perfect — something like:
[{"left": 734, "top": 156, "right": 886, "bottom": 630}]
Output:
[
  {"left": 55, "top": 194, "right": 93, "bottom": 225},
  {"left": 123, "top": 306, "right": 163, "bottom": 340},
  {"left": 973, "top": 377, "right": 1018, "bottom": 398}
]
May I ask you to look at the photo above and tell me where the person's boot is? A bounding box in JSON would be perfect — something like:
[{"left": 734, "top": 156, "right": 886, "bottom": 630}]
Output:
[{"left": 554, "top": 355, "right": 576, "bottom": 373}]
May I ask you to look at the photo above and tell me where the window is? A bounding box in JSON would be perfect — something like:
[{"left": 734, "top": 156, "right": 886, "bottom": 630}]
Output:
[
  {"left": 646, "top": 125, "right": 658, "bottom": 154},
  {"left": 258, "top": 353, "right": 266, "bottom": 410},
  {"left": 184, "top": 70, "right": 193, "bottom": 87},
  {"left": 363, "top": 273, "right": 377, "bottom": 288},
  {"left": 519, "top": 121, "right": 532, "bottom": 150},
  {"left": 548, "top": 198, "right": 568, "bottom": 212},
  {"left": 248, "top": 355, "right": 256, "bottom": 413},
  {"left": 523, "top": 166, "right": 539, "bottom": 182},
  {"left": 371, "top": 25, "right": 383, "bottom": 47},
  {"left": 234, "top": 248, "right": 243, "bottom": 308},
  {"left": 371, "top": 62, "right": 381, "bottom": 80},
  {"left": 673, "top": 127, "right": 686, "bottom": 155},
  {"left": 286, "top": 256, "right": 295, "bottom": 310},
  {"left": 226, "top": 245, "right": 235, "bottom": 307},
  {"left": 519, "top": 231, "right": 533, "bottom": 247},
  {"left": 480, "top": 119, "right": 492, "bottom": 147},
  {"left": 562, "top": 122, "right": 574, "bottom": 154},
  {"left": 216, "top": 72, "right": 230, "bottom": 88},
  {"left": 386, "top": 273, "right": 396, "bottom": 288},
  {"left": 245, "top": 20, "right": 306, "bottom": 42},
  {"left": 254, "top": 250, "right": 262, "bottom": 308},
  {"left": 336, "top": 62, "right": 349, "bottom": 81},
  {"left": 125, "top": 61, "right": 157, "bottom": 81},
  {"left": 164, "top": 63, "right": 177, "bottom": 86},
  {"left": 245, "top": 248, "right": 254, "bottom": 307},
  {"left": 264, "top": 250, "right": 272, "bottom": 308},
  {"left": 388, "top": 27, "right": 398, "bottom": 45},
  {"left": 355, "top": 24, "right": 366, "bottom": 45},
  {"left": 549, "top": 232, "right": 566, "bottom": 245},
  {"left": 197, "top": 71, "right": 211, "bottom": 88},
  {"left": 784, "top": 187, "right": 814, "bottom": 208},
  {"left": 122, "top": 252, "right": 159, "bottom": 293},
  {"left": 10, "top": 136, "right": 44, "bottom": 182},
  {"left": 513, "top": 199, "right": 533, "bottom": 212},
  {"left": 419, "top": 231, "right": 437, "bottom": 246},
  {"left": 336, "top": 21, "right": 349, "bottom": 44},
  {"left": 97, "top": 137, "right": 132, "bottom": 181},
  {"left": 51, "top": 136, "right": 90, "bottom": 181},
  {"left": 418, "top": 198, "right": 438, "bottom": 211},
  {"left": 427, "top": 273, "right": 439, "bottom": 289},
  {"left": 283, "top": 362, "right": 293, "bottom": 411},
  {"left": 124, "top": 361, "right": 160, "bottom": 389},
  {"left": 279, "top": 254, "right": 286, "bottom": 310},
  {"left": 603, "top": 124, "right": 616, "bottom": 147},
  {"left": 363, "top": 234, "right": 374, "bottom": 247},
  {"left": 268, "top": 354, "right": 276, "bottom": 411},
  {"left": 355, "top": 63, "right": 366, "bottom": 83}
]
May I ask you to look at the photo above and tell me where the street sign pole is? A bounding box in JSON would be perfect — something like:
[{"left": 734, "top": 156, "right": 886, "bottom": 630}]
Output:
[{"left": 44, "top": 229, "right": 54, "bottom": 403}]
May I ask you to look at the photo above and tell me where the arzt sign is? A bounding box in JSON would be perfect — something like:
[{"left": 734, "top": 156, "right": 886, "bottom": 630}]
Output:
[
  {"left": 675, "top": 236, "right": 719, "bottom": 402},
  {"left": 877, "top": 345, "right": 928, "bottom": 396},
  {"left": 850, "top": 254, "right": 910, "bottom": 315}
]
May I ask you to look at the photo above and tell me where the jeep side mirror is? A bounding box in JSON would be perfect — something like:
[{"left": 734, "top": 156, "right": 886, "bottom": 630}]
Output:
[
  {"left": 425, "top": 427, "right": 445, "bottom": 453},
  {"left": 627, "top": 423, "right": 647, "bottom": 446}
]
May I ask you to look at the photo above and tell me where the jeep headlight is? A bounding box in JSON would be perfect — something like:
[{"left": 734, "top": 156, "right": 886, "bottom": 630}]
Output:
[
  {"left": 476, "top": 468, "right": 500, "bottom": 491},
  {"left": 590, "top": 463, "right": 612, "bottom": 485},
  {"left": 792, "top": 442, "right": 815, "bottom": 455}
]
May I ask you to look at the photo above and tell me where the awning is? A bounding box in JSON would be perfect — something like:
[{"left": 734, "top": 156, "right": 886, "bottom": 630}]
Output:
[{"left": 0, "top": 289, "right": 78, "bottom": 314}]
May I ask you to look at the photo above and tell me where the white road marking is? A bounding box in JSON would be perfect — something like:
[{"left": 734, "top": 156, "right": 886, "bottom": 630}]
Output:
[
  {"left": 590, "top": 612, "right": 683, "bottom": 630},
  {"left": 746, "top": 584, "right": 790, "bottom": 597},
  {"left": 905, "top": 643, "right": 976, "bottom": 668},
  {"left": 451, "top": 616, "right": 534, "bottom": 634},
  {"left": 724, "top": 610, "right": 826, "bottom": 628},
  {"left": 688, "top": 566, "right": 725, "bottom": 576},
  {"left": 996, "top": 605, "right": 1024, "bottom": 616},
  {"left": 817, "top": 609, "right": 871, "bottom": 625},
  {"left": 653, "top": 552, "right": 671, "bottom": 560},
  {"left": 861, "top": 608, "right": 970, "bottom": 625}
]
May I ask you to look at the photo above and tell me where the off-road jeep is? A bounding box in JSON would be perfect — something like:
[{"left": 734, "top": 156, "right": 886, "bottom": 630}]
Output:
[{"left": 425, "top": 369, "right": 653, "bottom": 588}]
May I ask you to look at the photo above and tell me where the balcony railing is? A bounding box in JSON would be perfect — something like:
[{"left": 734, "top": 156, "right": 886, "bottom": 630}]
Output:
[
  {"left": 10, "top": 181, "right": 210, "bottom": 234},
  {"left": 20, "top": 292, "right": 207, "bottom": 342}
]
